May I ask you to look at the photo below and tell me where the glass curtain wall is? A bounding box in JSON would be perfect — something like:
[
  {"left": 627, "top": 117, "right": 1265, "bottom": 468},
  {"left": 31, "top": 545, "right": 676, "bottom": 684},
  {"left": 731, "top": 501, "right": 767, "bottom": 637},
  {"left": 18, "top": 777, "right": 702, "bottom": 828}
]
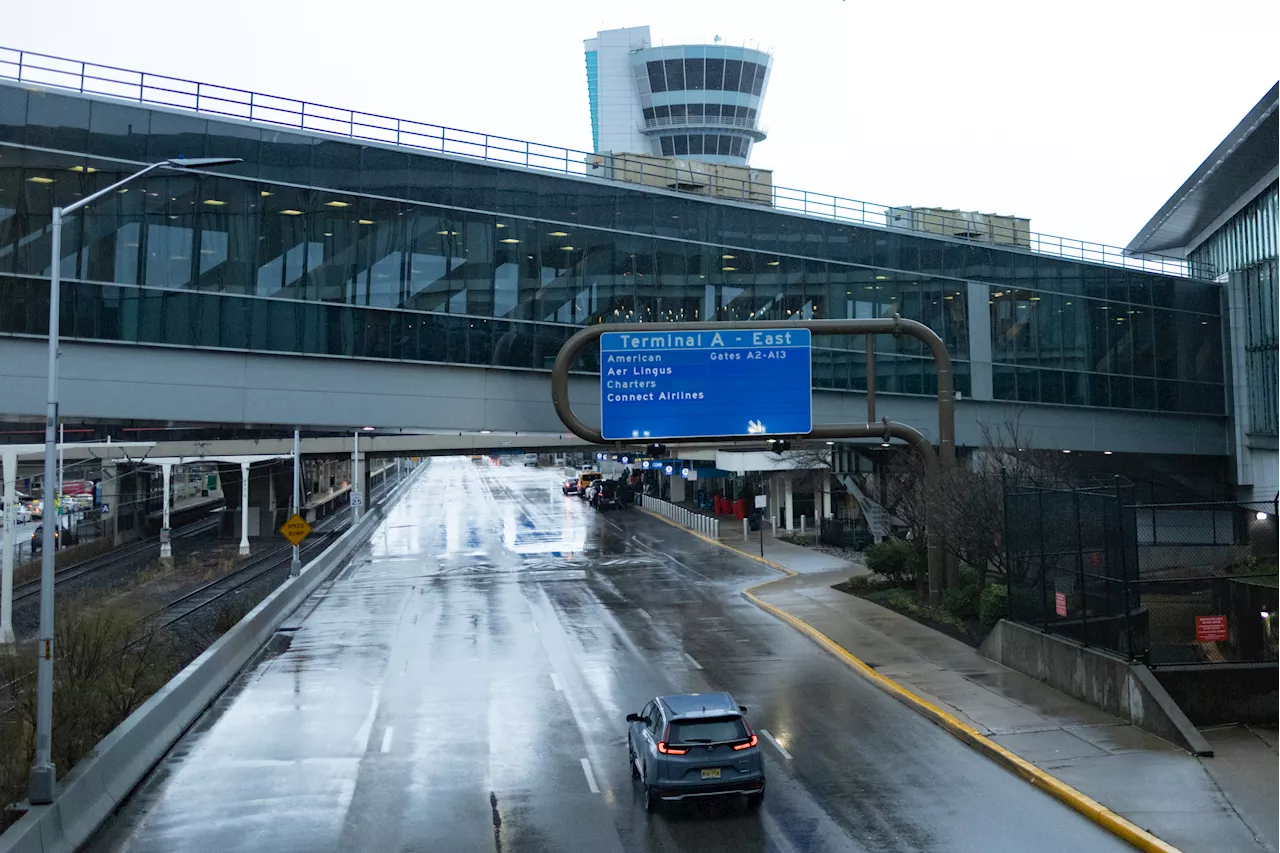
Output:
[{"left": 0, "top": 81, "right": 1226, "bottom": 415}]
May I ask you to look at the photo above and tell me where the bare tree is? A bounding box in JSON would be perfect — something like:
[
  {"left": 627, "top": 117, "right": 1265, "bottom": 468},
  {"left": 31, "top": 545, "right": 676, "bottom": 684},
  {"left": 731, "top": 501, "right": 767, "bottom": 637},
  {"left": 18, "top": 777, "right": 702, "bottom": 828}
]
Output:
[
  {"left": 929, "top": 414, "right": 1075, "bottom": 585},
  {"left": 846, "top": 413, "right": 1075, "bottom": 591}
]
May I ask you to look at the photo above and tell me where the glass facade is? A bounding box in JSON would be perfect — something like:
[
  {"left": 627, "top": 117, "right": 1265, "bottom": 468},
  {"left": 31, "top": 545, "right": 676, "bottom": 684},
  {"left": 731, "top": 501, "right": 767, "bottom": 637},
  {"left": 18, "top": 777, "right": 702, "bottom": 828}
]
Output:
[
  {"left": 1240, "top": 260, "right": 1278, "bottom": 435},
  {"left": 1190, "top": 181, "right": 1278, "bottom": 435},
  {"left": 1188, "top": 181, "right": 1277, "bottom": 275},
  {"left": 0, "top": 83, "right": 1227, "bottom": 416},
  {"left": 989, "top": 286, "right": 1222, "bottom": 413}
]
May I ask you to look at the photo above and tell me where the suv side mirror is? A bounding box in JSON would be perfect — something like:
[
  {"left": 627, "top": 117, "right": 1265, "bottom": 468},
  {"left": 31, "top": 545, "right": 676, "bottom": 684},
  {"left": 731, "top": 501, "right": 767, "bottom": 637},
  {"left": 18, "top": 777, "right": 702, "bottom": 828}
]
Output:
[
  {"left": 738, "top": 705, "right": 748, "bottom": 713},
  {"left": 625, "top": 713, "right": 640, "bottom": 722}
]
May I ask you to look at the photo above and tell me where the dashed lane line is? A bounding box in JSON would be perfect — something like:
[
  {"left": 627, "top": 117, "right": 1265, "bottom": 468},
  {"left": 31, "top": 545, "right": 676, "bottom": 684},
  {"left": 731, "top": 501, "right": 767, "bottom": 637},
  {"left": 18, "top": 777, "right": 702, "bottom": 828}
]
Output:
[{"left": 761, "top": 729, "right": 792, "bottom": 760}]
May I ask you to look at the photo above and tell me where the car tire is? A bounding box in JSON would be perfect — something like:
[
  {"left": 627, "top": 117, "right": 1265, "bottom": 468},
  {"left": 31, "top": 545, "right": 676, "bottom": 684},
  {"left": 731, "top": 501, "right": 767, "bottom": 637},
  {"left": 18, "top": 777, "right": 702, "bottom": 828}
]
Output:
[
  {"left": 640, "top": 763, "right": 658, "bottom": 813},
  {"left": 746, "top": 791, "right": 764, "bottom": 811},
  {"left": 628, "top": 739, "right": 641, "bottom": 779}
]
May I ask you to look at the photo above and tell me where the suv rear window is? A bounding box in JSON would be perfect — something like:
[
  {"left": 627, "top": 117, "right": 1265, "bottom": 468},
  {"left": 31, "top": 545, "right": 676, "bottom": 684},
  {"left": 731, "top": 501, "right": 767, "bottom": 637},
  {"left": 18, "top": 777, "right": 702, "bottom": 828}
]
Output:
[{"left": 668, "top": 716, "right": 747, "bottom": 744}]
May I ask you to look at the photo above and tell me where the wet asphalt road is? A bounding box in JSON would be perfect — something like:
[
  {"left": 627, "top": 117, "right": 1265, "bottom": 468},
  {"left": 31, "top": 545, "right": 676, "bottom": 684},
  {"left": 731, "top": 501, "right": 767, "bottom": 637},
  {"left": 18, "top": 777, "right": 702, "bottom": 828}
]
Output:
[{"left": 86, "top": 459, "right": 1133, "bottom": 853}]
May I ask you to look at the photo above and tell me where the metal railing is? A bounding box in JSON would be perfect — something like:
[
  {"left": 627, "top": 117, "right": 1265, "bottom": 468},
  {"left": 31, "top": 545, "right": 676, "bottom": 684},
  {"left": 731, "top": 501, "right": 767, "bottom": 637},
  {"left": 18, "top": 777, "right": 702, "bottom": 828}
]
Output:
[
  {"left": 641, "top": 115, "right": 767, "bottom": 134},
  {"left": 0, "top": 45, "right": 1211, "bottom": 280},
  {"left": 641, "top": 494, "right": 721, "bottom": 539}
]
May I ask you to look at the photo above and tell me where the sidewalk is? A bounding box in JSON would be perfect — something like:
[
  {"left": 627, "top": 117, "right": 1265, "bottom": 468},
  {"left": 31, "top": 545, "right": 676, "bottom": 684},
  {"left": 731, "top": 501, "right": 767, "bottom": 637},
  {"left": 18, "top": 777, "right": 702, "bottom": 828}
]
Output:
[
  {"left": 664, "top": 501, "right": 861, "bottom": 575},
  {"left": 648, "top": 506, "right": 1278, "bottom": 853}
]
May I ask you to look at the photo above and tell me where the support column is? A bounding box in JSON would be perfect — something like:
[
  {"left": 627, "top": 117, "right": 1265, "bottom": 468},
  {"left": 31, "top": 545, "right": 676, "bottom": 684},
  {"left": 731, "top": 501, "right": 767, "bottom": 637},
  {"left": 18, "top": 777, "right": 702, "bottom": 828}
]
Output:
[
  {"left": 100, "top": 462, "right": 119, "bottom": 547},
  {"left": 290, "top": 429, "right": 301, "bottom": 578},
  {"left": 783, "top": 475, "right": 794, "bottom": 531},
  {"left": 159, "top": 462, "right": 173, "bottom": 561},
  {"left": 967, "top": 281, "right": 993, "bottom": 402},
  {"left": 352, "top": 433, "right": 362, "bottom": 522},
  {"left": 771, "top": 475, "right": 781, "bottom": 529},
  {"left": 239, "top": 462, "right": 251, "bottom": 556},
  {"left": 822, "top": 475, "right": 832, "bottom": 518},
  {"left": 670, "top": 473, "right": 687, "bottom": 503},
  {"left": 1, "top": 450, "right": 17, "bottom": 645}
]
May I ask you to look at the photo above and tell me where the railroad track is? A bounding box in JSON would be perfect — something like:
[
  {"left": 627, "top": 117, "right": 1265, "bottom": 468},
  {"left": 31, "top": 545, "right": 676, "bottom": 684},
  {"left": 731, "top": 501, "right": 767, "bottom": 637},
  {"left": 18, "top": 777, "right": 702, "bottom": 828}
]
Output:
[
  {"left": 132, "top": 501, "right": 365, "bottom": 634},
  {"left": 11, "top": 515, "right": 220, "bottom": 604}
]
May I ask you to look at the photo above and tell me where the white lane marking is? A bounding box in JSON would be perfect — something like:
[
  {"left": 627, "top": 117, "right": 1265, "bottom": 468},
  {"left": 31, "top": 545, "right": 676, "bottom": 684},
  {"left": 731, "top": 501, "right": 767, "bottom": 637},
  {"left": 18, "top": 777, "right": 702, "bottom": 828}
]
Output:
[
  {"left": 637, "top": 608, "right": 652, "bottom": 621},
  {"left": 353, "top": 686, "right": 382, "bottom": 751},
  {"left": 380, "top": 727, "right": 394, "bottom": 753},
  {"left": 580, "top": 757, "right": 600, "bottom": 794},
  {"left": 531, "top": 620, "right": 540, "bottom": 634},
  {"left": 684, "top": 652, "right": 703, "bottom": 670},
  {"left": 760, "top": 729, "right": 792, "bottom": 760},
  {"left": 551, "top": 672, "right": 562, "bottom": 691}
]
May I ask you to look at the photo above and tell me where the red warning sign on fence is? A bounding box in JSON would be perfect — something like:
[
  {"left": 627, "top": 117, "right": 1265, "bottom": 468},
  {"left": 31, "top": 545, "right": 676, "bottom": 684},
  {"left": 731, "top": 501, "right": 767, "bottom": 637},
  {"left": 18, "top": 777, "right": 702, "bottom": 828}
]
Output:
[
  {"left": 1054, "top": 591, "right": 1067, "bottom": 617},
  {"left": 1196, "top": 615, "right": 1228, "bottom": 643}
]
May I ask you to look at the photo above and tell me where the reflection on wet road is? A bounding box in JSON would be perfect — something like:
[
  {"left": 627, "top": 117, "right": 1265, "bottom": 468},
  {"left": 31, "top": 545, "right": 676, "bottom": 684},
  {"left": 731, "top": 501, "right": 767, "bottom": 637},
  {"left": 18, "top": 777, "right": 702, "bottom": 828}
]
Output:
[{"left": 87, "top": 458, "right": 1133, "bottom": 853}]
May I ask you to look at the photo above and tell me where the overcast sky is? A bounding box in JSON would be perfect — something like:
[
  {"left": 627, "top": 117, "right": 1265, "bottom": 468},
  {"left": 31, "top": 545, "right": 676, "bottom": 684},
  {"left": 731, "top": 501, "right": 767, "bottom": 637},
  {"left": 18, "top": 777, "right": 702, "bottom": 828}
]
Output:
[{"left": 7, "top": 0, "right": 1275, "bottom": 248}]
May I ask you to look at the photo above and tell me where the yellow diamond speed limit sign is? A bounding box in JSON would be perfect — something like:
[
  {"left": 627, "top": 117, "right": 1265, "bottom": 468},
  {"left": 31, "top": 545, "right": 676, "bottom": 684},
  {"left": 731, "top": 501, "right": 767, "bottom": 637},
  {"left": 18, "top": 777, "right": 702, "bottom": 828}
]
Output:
[{"left": 279, "top": 513, "right": 312, "bottom": 546}]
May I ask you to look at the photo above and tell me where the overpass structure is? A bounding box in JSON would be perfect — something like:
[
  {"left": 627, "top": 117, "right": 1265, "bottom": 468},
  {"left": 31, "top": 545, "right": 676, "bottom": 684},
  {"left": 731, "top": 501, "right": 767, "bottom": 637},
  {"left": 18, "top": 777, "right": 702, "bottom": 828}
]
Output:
[{"left": 0, "top": 48, "right": 1257, "bottom": 500}]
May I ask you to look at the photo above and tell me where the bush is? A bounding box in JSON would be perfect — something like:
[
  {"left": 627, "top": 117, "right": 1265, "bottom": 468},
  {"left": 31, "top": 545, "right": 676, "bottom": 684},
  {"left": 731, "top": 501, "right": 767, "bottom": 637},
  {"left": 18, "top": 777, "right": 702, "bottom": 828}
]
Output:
[
  {"left": 842, "top": 574, "right": 873, "bottom": 592},
  {"left": 942, "top": 579, "right": 981, "bottom": 622},
  {"left": 866, "top": 587, "right": 966, "bottom": 632},
  {"left": 0, "top": 599, "right": 182, "bottom": 808},
  {"left": 980, "top": 583, "right": 1009, "bottom": 633},
  {"left": 863, "top": 538, "right": 925, "bottom": 585}
]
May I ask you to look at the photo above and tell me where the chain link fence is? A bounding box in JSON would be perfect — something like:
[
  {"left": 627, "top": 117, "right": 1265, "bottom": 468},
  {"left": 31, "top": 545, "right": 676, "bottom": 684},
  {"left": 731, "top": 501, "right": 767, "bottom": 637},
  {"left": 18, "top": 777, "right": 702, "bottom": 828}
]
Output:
[
  {"left": 1004, "top": 479, "right": 1278, "bottom": 666},
  {"left": 1132, "top": 499, "right": 1278, "bottom": 665},
  {"left": 1004, "top": 480, "right": 1145, "bottom": 657}
]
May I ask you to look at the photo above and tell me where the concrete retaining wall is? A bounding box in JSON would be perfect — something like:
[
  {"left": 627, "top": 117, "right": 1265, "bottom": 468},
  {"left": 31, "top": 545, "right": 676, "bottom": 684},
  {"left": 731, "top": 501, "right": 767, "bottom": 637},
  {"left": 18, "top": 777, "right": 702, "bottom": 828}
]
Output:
[
  {"left": 1153, "top": 665, "right": 1278, "bottom": 726},
  {"left": 980, "top": 619, "right": 1212, "bottom": 756},
  {"left": 0, "top": 463, "right": 424, "bottom": 853}
]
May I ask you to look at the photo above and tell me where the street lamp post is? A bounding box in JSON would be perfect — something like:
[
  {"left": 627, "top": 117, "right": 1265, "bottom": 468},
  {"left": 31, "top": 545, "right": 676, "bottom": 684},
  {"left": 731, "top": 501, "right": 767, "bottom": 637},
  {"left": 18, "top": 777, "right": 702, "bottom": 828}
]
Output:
[{"left": 30, "top": 156, "right": 241, "bottom": 805}]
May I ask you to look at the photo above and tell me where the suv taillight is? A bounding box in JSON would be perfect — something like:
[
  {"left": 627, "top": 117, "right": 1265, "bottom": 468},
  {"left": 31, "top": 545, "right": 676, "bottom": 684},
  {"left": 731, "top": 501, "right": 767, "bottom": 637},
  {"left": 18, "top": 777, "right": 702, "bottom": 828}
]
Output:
[
  {"left": 657, "top": 741, "right": 687, "bottom": 755},
  {"left": 732, "top": 734, "right": 758, "bottom": 751}
]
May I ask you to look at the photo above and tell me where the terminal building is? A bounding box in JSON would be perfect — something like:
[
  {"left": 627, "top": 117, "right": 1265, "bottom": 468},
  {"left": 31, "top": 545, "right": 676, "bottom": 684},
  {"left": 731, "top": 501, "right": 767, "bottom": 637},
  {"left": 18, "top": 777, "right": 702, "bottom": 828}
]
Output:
[
  {"left": 0, "top": 47, "right": 1274, "bottom": 514},
  {"left": 1127, "top": 83, "right": 1278, "bottom": 505}
]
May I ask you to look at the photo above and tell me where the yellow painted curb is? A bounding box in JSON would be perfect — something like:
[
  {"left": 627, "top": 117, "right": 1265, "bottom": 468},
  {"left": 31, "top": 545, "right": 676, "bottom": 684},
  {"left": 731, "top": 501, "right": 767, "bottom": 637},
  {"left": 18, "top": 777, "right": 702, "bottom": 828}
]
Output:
[
  {"left": 634, "top": 506, "right": 796, "bottom": 576},
  {"left": 636, "top": 502, "right": 1181, "bottom": 852},
  {"left": 740, "top": 583, "right": 1184, "bottom": 853}
]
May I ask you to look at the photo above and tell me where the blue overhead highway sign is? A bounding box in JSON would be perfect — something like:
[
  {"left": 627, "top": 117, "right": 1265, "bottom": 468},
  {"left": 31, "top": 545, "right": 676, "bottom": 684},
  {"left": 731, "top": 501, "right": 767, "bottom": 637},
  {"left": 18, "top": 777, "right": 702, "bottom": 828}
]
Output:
[{"left": 600, "top": 328, "right": 812, "bottom": 441}]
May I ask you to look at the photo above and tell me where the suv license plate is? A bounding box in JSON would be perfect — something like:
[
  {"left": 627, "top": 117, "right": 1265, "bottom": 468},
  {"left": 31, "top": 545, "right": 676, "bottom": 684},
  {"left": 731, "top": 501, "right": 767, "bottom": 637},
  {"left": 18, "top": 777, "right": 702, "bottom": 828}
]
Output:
[{"left": 701, "top": 768, "right": 721, "bottom": 779}]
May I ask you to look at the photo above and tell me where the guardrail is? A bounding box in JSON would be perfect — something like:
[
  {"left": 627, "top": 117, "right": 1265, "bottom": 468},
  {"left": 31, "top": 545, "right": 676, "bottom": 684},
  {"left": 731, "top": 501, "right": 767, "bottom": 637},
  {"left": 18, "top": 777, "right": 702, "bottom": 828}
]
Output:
[
  {"left": 641, "top": 494, "right": 721, "bottom": 539},
  {"left": 0, "top": 44, "right": 1210, "bottom": 281},
  {"left": 0, "top": 462, "right": 426, "bottom": 853}
]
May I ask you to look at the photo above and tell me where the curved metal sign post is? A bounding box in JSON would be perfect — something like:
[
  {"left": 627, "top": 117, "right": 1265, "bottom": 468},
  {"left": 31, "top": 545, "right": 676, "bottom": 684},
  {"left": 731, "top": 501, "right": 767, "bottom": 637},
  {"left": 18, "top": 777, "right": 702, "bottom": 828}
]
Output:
[{"left": 550, "top": 316, "right": 957, "bottom": 603}]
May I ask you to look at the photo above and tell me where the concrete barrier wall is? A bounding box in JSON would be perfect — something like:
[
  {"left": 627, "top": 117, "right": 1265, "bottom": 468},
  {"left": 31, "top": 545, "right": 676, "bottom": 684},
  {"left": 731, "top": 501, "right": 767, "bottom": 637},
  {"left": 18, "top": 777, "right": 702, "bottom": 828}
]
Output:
[
  {"left": 979, "top": 619, "right": 1212, "bottom": 756},
  {"left": 0, "top": 463, "right": 425, "bottom": 853}
]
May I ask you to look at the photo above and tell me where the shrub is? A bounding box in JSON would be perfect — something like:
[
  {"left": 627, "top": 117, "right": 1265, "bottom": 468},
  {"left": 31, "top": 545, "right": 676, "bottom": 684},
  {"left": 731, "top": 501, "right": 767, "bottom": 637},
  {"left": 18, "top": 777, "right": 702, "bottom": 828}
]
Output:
[
  {"left": 843, "top": 574, "right": 873, "bottom": 592},
  {"left": 863, "top": 538, "right": 925, "bottom": 585},
  {"left": 867, "top": 587, "right": 966, "bottom": 632},
  {"left": 943, "top": 579, "right": 981, "bottom": 622},
  {"left": 980, "top": 583, "right": 1009, "bottom": 633}
]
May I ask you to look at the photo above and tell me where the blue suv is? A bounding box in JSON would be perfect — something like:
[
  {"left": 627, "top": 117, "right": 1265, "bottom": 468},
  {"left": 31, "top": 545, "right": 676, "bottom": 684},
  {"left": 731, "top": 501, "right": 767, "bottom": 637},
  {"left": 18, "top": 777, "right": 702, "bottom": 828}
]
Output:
[{"left": 626, "top": 692, "right": 765, "bottom": 812}]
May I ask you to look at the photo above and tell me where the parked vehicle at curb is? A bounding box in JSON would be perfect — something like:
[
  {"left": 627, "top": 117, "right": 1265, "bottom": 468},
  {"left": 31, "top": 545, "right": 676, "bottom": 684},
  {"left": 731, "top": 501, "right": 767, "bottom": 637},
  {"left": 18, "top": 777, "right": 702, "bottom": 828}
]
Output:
[
  {"left": 577, "top": 471, "right": 603, "bottom": 496},
  {"left": 626, "top": 692, "right": 764, "bottom": 813},
  {"left": 593, "top": 479, "right": 630, "bottom": 511}
]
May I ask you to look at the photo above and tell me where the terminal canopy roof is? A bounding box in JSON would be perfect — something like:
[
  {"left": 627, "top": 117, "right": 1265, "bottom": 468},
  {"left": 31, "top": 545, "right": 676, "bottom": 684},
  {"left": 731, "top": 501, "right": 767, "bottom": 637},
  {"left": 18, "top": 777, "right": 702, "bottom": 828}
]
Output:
[{"left": 1127, "top": 83, "right": 1278, "bottom": 258}]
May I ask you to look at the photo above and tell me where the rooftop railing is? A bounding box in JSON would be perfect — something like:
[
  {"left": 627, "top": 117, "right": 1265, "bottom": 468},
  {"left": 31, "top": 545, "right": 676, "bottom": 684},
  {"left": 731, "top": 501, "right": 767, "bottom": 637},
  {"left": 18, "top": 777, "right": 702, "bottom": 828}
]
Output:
[{"left": 0, "top": 45, "right": 1212, "bottom": 280}]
